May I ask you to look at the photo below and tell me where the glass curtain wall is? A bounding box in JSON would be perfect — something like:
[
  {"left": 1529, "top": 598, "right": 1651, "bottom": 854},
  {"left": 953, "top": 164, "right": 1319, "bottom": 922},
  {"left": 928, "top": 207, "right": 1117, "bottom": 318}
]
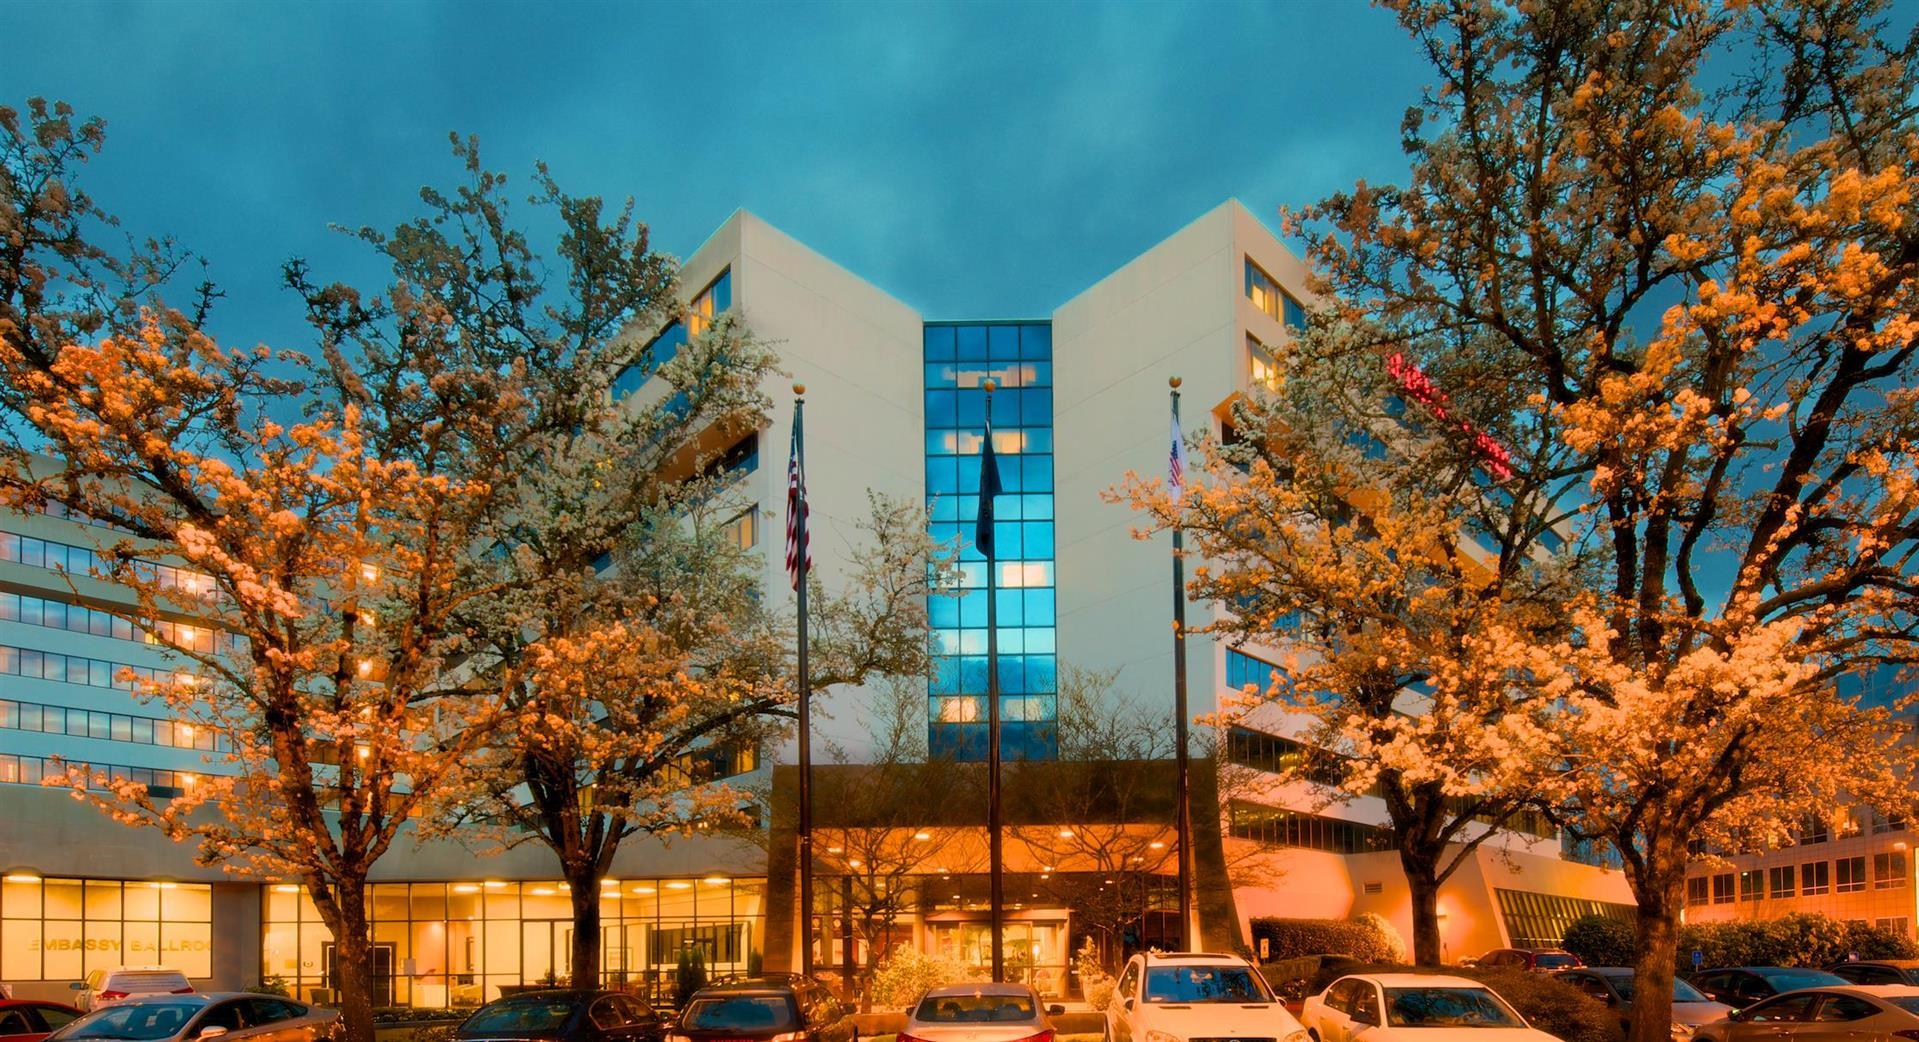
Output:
[
  {"left": 922, "top": 322, "right": 1057, "bottom": 761},
  {"left": 262, "top": 878, "right": 764, "bottom": 1009},
  {"left": 0, "top": 877, "right": 214, "bottom": 982}
]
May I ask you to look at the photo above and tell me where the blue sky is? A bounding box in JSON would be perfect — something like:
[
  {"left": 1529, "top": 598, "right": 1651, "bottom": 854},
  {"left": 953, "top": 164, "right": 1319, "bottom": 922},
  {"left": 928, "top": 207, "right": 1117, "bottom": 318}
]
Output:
[{"left": 0, "top": 1, "right": 1427, "bottom": 350}]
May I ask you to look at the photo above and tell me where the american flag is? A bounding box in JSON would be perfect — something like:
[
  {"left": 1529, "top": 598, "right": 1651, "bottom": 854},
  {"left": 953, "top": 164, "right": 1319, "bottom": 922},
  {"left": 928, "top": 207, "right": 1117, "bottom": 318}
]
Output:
[
  {"left": 1169, "top": 409, "right": 1188, "bottom": 502},
  {"left": 785, "top": 418, "right": 810, "bottom": 590}
]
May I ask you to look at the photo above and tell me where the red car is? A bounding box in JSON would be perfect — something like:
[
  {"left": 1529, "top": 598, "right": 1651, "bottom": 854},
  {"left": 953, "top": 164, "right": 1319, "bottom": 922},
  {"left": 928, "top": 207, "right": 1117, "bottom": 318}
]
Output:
[
  {"left": 0, "top": 1001, "right": 84, "bottom": 1042},
  {"left": 1475, "top": 948, "right": 1585, "bottom": 972}
]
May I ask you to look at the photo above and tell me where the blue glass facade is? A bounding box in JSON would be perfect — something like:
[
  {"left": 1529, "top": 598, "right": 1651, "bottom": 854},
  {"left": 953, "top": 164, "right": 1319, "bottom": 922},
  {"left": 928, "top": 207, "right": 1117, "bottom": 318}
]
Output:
[
  {"left": 612, "top": 268, "right": 733, "bottom": 401},
  {"left": 923, "top": 322, "right": 1057, "bottom": 761}
]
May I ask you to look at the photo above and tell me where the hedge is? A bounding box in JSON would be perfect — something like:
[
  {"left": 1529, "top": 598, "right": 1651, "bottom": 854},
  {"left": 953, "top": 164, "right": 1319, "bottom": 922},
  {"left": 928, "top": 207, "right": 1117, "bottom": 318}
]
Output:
[
  {"left": 1249, "top": 916, "right": 1404, "bottom": 963},
  {"left": 1677, "top": 913, "right": 1919, "bottom": 969},
  {"left": 1562, "top": 914, "right": 1636, "bottom": 968}
]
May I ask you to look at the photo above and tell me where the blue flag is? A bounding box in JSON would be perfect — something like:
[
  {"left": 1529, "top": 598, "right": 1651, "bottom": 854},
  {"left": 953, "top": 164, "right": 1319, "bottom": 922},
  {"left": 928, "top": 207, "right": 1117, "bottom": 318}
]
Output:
[{"left": 976, "top": 419, "right": 1003, "bottom": 559}]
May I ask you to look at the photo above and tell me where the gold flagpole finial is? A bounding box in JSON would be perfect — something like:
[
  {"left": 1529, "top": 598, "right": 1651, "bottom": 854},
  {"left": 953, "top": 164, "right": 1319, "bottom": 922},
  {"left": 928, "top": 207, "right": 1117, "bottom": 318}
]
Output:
[
  {"left": 1169, "top": 375, "right": 1182, "bottom": 389},
  {"left": 793, "top": 382, "right": 806, "bottom": 396},
  {"left": 982, "top": 378, "right": 997, "bottom": 393}
]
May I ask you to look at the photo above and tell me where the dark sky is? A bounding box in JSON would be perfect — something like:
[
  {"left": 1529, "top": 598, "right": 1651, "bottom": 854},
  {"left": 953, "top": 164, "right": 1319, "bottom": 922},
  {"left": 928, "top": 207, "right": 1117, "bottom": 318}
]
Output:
[{"left": 0, "top": 0, "right": 1428, "bottom": 351}]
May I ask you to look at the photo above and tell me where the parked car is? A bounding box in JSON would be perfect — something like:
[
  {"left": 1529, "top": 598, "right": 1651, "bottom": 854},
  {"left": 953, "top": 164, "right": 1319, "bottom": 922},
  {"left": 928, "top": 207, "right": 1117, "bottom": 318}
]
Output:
[
  {"left": 1825, "top": 959, "right": 1919, "bottom": 986},
  {"left": 1690, "top": 984, "right": 1919, "bottom": 1041},
  {"left": 669, "top": 977, "right": 855, "bottom": 1042},
  {"left": 1473, "top": 949, "right": 1583, "bottom": 973},
  {"left": 46, "top": 993, "right": 338, "bottom": 1042},
  {"left": 1300, "top": 973, "right": 1560, "bottom": 1042},
  {"left": 1555, "top": 967, "right": 1733, "bottom": 1038},
  {"left": 899, "top": 982, "right": 1062, "bottom": 1042},
  {"left": 1687, "top": 967, "right": 1849, "bottom": 1010},
  {"left": 1266, "top": 956, "right": 1365, "bottom": 1003},
  {"left": 70, "top": 969, "right": 194, "bottom": 1012},
  {"left": 456, "top": 990, "right": 663, "bottom": 1042},
  {"left": 1104, "top": 951, "right": 1306, "bottom": 1042},
  {"left": 0, "top": 1001, "right": 83, "bottom": 1042}
]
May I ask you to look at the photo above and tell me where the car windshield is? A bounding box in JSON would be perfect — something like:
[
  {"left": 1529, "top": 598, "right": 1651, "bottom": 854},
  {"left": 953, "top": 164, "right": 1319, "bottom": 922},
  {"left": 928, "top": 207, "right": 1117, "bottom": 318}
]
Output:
[
  {"left": 1384, "top": 988, "right": 1524, "bottom": 1029},
  {"left": 1607, "top": 976, "right": 1709, "bottom": 1002},
  {"left": 1141, "top": 967, "right": 1272, "bottom": 1004},
  {"left": 681, "top": 996, "right": 797, "bottom": 1032},
  {"left": 1532, "top": 955, "right": 1579, "bottom": 970},
  {"left": 1757, "top": 970, "right": 1846, "bottom": 991},
  {"left": 461, "top": 999, "right": 578, "bottom": 1035},
  {"left": 914, "top": 995, "right": 1037, "bottom": 1023},
  {"left": 52, "top": 1003, "right": 200, "bottom": 1041}
]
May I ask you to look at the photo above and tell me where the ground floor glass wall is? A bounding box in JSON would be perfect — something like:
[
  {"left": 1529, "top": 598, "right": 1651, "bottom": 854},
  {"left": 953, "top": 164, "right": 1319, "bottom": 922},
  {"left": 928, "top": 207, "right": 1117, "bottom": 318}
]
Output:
[
  {"left": 262, "top": 878, "right": 764, "bottom": 1009},
  {"left": 0, "top": 877, "right": 213, "bottom": 982}
]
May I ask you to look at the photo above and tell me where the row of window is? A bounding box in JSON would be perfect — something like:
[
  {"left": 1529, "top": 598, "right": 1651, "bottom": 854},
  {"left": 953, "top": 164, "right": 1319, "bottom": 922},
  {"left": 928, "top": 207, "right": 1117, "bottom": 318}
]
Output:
[
  {"left": 926, "top": 454, "right": 1055, "bottom": 497},
  {"left": 926, "top": 428, "right": 1052, "bottom": 457},
  {"left": 1689, "top": 853, "right": 1909, "bottom": 904},
  {"left": 1494, "top": 888, "right": 1634, "bottom": 950},
  {"left": 612, "top": 268, "right": 733, "bottom": 401},
  {"left": 927, "top": 588, "right": 1059, "bottom": 630},
  {"left": 1228, "top": 800, "right": 1392, "bottom": 854},
  {"left": 0, "top": 877, "right": 215, "bottom": 982},
  {"left": 1245, "top": 259, "right": 1306, "bottom": 331},
  {"left": 925, "top": 361, "right": 1052, "bottom": 390},
  {"left": 927, "top": 522, "right": 1056, "bottom": 566},
  {"left": 0, "top": 590, "right": 237, "bottom": 654},
  {"left": 923, "top": 323, "right": 1051, "bottom": 363},
  {"left": 929, "top": 493, "right": 1054, "bottom": 524},
  {"left": 0, "top": 643, "right": 190, "bottom": 692},
  {"left": 0, "top": 530, "right": 215, "bottom": 597},
  {"left": 0, "top": 697, "right": 221, "bottom": 750},
  {"left": 0, "top": 752, "right": 202, "bottom": 797}
]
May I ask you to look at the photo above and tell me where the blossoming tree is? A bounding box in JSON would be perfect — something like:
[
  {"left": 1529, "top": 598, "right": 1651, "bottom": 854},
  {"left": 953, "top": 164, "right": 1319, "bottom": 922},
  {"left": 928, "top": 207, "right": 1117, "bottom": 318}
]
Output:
[{"left": 1275, "top": 1, "right": 1919, "bottom": 1038}]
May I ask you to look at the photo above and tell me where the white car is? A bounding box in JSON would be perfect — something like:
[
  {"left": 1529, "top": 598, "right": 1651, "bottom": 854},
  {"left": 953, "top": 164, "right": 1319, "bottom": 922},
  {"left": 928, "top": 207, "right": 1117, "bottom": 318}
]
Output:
[
  {"left": 1104, "top": 951, "right": 1307, "bottom": 1042},
  {"left": 1300, "top": 974, "right": 1560, "bottom": 1042},
  {"left": 70, "top": 967, "right": 194, "bottom": 1011}
]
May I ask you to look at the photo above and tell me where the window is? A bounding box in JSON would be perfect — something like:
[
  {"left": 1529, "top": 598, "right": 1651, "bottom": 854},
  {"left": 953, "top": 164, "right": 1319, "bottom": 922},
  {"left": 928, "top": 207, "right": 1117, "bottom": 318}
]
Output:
[
  {"left": 1244, "top": 259, "right": 1305, "bottom": 332},
  {"left": 1228, "top": 801, "right": 1392, "bottom": 854},
  {"left": 1800, "top": 816, "right": 1831, "bottom": 844},
  {"left": 1225, "top": 649, "right": 1276, "bottom": 693},
  {"left": 1740, "top": 870, "right": 1763, "bottom": 901},
  {"left": 1492, "top": 890, "right": 1635, "bottom": 950},
  {"left": 1712, "top": 874, "right": 1734, "bottom": 904},
  {"left": 1769, "top": 864, "right": 1796, "bottom": 898},
  {"left": 0, "top": 878, "right": 213, "bottom": 980},
  {"left": 1837, "top": 856, "right": 1867, "bottom": 893},
  {"left": 1686, "top": 877, "right": 1709, "bottom": 906},
  {"left": 1875, "top": 851, "right": 1907, "bottom": 889},
  {"left": 1877, "top": 917, "right": 1910, "bottom": 935},
  {"left": 1248, "top": 335, "right": 1279, "bottom": 389},
  {"left": 723, "top": 509, "right": 758, "bottom": 551},
  {"left": 1802, "top": 861, "right": 1830, "bottom": 895},
  {"left": 613, "top": 268, "right": 734, "bottom": 401},
  {"left": 1813, "top": 995, "right": 1880, "bottom": 1022},
  {"left": 1872, "top": 809, "right": 1907, "bottom": 834}
]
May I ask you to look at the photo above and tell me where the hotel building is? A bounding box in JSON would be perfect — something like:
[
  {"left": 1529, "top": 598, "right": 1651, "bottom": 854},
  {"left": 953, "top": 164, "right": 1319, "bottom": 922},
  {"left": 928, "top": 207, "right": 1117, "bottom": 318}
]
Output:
[{"left": 0, "top": 201, "right": 1628, "bottom": 1005}]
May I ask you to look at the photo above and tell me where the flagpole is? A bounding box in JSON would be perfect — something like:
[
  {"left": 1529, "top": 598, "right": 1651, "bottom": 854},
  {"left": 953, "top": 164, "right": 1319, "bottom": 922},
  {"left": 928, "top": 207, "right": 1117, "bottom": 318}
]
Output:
[
  {"left": 1170, "top": 376, "right": 1194, "bottom": 949},
  {"left": 983, "top": 378, "right": 1005, "bottom": 983},
  {"left": 792, "top": 383, "right": 816, "bottom": 976}
]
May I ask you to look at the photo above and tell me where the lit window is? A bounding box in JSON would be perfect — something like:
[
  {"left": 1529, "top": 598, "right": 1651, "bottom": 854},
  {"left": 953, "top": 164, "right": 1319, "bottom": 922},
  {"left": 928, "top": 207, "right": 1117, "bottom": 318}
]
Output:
[
  {"left": 937, "top": 697, "right": 981, "bottom": 723},
  {"left": 1245, "top": 259, "right": 1306, "bottom": 333},
  {"left": 1249, "top": 335, "right": 1279, "bottom": 389},
  {"left": 724, "top": 508, "right": 758, "bottom": 551}
]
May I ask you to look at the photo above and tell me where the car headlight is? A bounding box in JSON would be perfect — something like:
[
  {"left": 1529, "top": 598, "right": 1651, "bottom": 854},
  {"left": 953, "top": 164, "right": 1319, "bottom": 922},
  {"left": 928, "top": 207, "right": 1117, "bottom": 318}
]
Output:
[
  {"left": 1144, "top": 1031, "right": 1185, "bottom": 1042},
  {"left": 1670, "top": 1024, "right": 1695, "bottom": 1041}
]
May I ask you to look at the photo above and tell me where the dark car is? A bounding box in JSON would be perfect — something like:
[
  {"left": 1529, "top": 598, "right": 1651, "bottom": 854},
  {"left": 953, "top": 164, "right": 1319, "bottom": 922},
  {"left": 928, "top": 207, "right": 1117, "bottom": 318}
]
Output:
[
  {"left": 669, "top": 978, "right": 855, "bottom": 1042},
  {"left": 1475, "top": 948, "right": 1584, "bottom": 973},
  {"left": 457, "top": 991, "right": 663, "bottom": 1042},
  {"left": 1826, "top": 959, "right": 1919, "bottom": 986},
  {"left": 1687, "top": 967, "right": 1849, "bottom": 1009},
  {"left": 0, "top": 1001, "right": 84, "bottom": 1042},
  {"left": 1556, "top": 967, "right": 1733, "bottom": 1036}
]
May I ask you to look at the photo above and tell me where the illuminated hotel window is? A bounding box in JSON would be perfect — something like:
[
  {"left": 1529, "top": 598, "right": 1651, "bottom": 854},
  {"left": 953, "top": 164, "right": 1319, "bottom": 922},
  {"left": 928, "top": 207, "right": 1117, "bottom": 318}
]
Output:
[
  {"left": 0, "top": 877, "right": 213, "bottom": 981},
  {"left": 1244, "top": 259, "right": 1305, "bottom": 332},
  {"left": 1248, "top": 335, "right": 1279, "bottom": 389},
  {"left": 923, "top": 321, "right": 1056, "bottom": 762},
  {"left": 260, "top": 878, "right": 763, "bottom": 1008},
  {"left": 723, "top": 508, "right": 758, "bottom": 551},
  {"left": 613, "top": 269, "right": 733, "bottom": 401}
]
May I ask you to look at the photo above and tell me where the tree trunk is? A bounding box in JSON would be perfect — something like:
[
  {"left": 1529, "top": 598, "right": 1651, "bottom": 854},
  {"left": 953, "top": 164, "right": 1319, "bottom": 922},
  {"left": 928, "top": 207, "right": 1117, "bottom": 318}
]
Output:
[
  {"left": 314, "top": 878, "right": 376, "bottom": 1042},
  {"left": 569, "top": 871, "right": 603, "bottom": 990},
  {"left": 1627, "top": 845, "right": 1687, "bottom": 1042},
  {"left": 1400, "top": 849, "right": 1444, "bottom": 967}
]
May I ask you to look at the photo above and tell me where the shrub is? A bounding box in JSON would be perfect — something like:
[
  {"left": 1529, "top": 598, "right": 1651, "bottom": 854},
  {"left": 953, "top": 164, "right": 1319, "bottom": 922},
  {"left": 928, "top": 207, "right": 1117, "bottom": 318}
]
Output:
[
  {"left": 1249, "top": 917, "right": 1403, "bottom": 963},
  {"left": 1075, "top": 938, "right": 1115, "bottom": 1010},
  {"left": 1352, "top": 913, "right": 1408, "bottom": 964},
  {"left": 1562, "top": 915, "right": 1636, "bottom": 968},
  {"left": 1448, "top": 967, "right": 1619, "bottom": 1042},
  {"left": 675, "top": 948, "right": 708, "bottom": 1010},
  {"left": 871, "top": 943, "right": 981, "bottom": 1008}
]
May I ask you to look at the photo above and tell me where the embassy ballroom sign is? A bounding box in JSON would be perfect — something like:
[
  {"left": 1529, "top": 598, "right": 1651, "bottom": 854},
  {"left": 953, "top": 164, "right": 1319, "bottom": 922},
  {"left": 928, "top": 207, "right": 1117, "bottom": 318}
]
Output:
[{"left": 28, "top": 935, "right": 212, "bottom": 955}]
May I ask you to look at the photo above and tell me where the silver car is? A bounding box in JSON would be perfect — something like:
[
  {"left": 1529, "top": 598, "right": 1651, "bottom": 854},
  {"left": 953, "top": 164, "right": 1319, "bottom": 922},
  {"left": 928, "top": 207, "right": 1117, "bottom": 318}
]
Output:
[
  {"left": 901, "top": 983, "right": 1061, "bottom": 1042},
  {"left": 47, "top": 993, "right": 340, "bottom": 1042}
]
